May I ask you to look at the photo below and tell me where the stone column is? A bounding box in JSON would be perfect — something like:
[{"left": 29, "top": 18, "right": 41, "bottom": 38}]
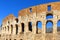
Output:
[
  {"left": 9, "top": 25, "right": 11, "bottom": 35},
  {"left": 6, "top": 26, "right": 8, "bottom": 35},
  {"left": 13, "top": 24, "right": 16, "bottom": 35},
  {"left": 24, "top": 22, "right": 29, "bottom": 33},
  {"left": 53, "top": 15, "right": 57, "bottom": 40},
  {"left": 42, "top": 20, "right": 46, "bottom": 40},
  {"left": 32, "top": 21, "right": 36, "bottom": 34},
  {"left": 18, "top": 24, "right": 22, "bottom": 34}
]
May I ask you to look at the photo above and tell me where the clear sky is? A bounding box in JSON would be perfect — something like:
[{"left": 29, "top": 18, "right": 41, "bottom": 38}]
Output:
[{"left": 0, "top": 0, "right": 60, "bottom": 28}]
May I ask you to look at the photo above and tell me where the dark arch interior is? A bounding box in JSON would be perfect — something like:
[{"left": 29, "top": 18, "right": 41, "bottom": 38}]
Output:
[
  {"left": 46, "top": 14, "right": 53, "bottom": 19},
  {"left": 36, "top": 21, "right": 42, "bottom": 34},
  {"left": 10, "top": 39, "right": 11, "bottom": 40},
  {"left": 46, "top": 20, "right": 53, "bottom": 33},
  {"left": 5, "top": 27, "right": 6, "bottom": 31},
  {"left": 21, "top": 23, "right": 24, "bottom": 33},
  {"left": 14, "top": 39, "right": 16, "bottom": 40},
  {"left": 28, "top": 22, "right": 32, "bottom": 32},
  {"left": 11, "top": 25, "right": 13, "bottom": 34},
  {"left": 15, "top": 18, "right": 18, "bottom": 23},
  {"left": 15, "top": 24, "right": 18, "bottom": 34},
  {"left": 20, "top": 39, "right": 23, "bottom": 40},
  {"left": 8, "top": 21, "right": 10, "bottom": 24},
  {"left": 7, "top": 26, "right": 9, "bottom": 31}
]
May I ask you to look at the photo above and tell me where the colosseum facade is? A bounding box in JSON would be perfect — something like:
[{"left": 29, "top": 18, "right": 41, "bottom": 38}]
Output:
[{"left": 0, "top": 2, "right": 60, "bottom": 40}]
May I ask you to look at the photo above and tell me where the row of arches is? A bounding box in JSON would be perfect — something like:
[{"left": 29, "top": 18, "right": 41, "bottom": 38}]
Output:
[
  {"left": 7, "top": 24, "right": 18, "bottom": 34},
  {"left": 7, "top": 14, "right": 53, "bottom": 24},
  {"left": 3, "top": 20, "right": 60, "bottom": 35}
]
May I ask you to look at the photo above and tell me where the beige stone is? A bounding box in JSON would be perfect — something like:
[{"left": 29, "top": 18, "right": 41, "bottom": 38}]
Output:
[{"left": 0, "top": 2, "right": 60, "bottom": 40}]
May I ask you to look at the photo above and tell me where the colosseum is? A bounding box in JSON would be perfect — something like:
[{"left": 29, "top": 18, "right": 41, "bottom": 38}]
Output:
[{"left": 0, "top": 1, "right": 60, "bottom": 40}]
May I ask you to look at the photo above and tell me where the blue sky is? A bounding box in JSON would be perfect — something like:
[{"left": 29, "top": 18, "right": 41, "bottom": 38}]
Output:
[{"left": 0, "top": 0, "right": 60, "bottom": 28}]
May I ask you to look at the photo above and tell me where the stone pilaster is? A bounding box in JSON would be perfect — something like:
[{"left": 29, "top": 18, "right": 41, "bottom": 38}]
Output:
[
  {"left": 6, "top": 26, "right": 8, "bottom": 35},
  {"left": 24, "top": 22, "right": 29, "bottom": 33},
  {"left": 53, "top": 15, "right": 57, "bottom": 40},
  {"left": 13, "top": 24, "right": 16, "bottom": 35},
  {"left": 9, "top": 25, "right": 11, "bottom": 35},
  {"left": 32, "top": 21, "right": 36, "bottom": 34},
  {"left": 42, "top": 20, "right": 46, "bottom": 40}
]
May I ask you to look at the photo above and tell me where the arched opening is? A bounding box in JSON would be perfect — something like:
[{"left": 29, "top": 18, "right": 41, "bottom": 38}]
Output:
[
  {"left": 15, "top": 24, "right": 18, "bottom": 34},
  {"left": 6, "top": 39, "right": 8, "bottom": 40},
  {"left": 28, "top": 22, "right": 32, "bottom": 32},
  {"left": 7, "top": 26, "right": 9, "bottom": 31},
  {"left": 21, "top": 23, "right": 24, "bottom": 33},
  {"left": 46, "top": 14, "right": 53, "bottom": 19},
  {"left": 5, "top": 27, "right": 6, "bottom": 31},
  {"left": 15, "top": 18, "right": 18, "bottom": 23},
  {"left": 8, "top": 21, "right": 10, "bottom": 24},
  {"left": 46, "top": 20, "right": 53, "bottom": 33},
  {"left": 11, "top": 25, "right": 13, "bottom": 34},
  {"left": 20, "top": 39, "right": 23, "bottom": 40},
  {"left": 14, "top": 39, "right": 16, "bottom": 40},
  {"left": 10, "top": 39, "right": 11, "bottom": 40},
  {"left": 57, "top": 20, "right": 60, "bottom": 32},
  {"left": 36, "top": 21, "right": 42, "bottom": 34}
]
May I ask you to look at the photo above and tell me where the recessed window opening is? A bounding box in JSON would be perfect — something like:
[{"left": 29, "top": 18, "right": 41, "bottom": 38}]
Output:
[
  {"left": 0, "top": 35, "right": 1, "bottom": 37},
  {"left": 11, "top": 25, "right": 13, "bottom": 34},
  {"left": 57, "top": 20, "right": 60, "bottom": 32},
  {"left": 10, "top": 39, "right": 11, "bottom": 40},
  {"left": 6, "top": 39, "right": 8, "bottom": 40},
  {"left": 15, "top": 24, "right": 18, "bottom": 34},
  {"left": 46, "top": 20, "right": 53, "bottom": 33},
  {"left": 14, "top": 39, "right": 16, "bottom": 40},
  {"left": 15, "top": 18, "right": 18, "bottom": 23},
  {"left": 21, "top": 23, "right": 24, "bottom": 33},
  {"left": 5, "top": 27, "right": 6, "bottom": 31},
  {"left": 8, "top": 21, "right": 10, "bottom": 24},
  {"left": 20, "top": 39, "right": 23, "bottom": 40},
  {"left": 7, "top": 26, "right": 9, "bottom": 31},
  {"left": 46, "top": 14, "right": 53, "bottom": 19},
  {"left": 36, "top": 21, "right": 42, "bottom": 34},
  {"left": 30, "top": 8, "right": 32, "bottom": 12},
  {"left": 28, "top": 22, "right": 32, "bottom": 32},
  {"left": 48, "top": 5, "right": 51, "bottom": 11}
]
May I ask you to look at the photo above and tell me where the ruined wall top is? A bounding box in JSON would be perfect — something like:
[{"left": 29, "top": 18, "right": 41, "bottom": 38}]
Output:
[
  {"left": 18, "top": 2, "right": 60, "bottom": 16},
  {"left": 2, "top": 14, "right": 15, "bottom": 25},
  {"left": 2, "top": 2, "right": 60, "bottom": 25}
]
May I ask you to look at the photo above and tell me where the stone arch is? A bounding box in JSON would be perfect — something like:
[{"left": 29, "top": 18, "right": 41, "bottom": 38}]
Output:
[
  {"left": 57, "top": 20, "right": 60, "bottom": 32},
  {"left": 28, "top": 22, "right": 32, "bottom": 32},
  {"left": 46, "top": 13, "right": 53, "bottom": 19},
  {"left": 46, "top": 20, "right": 53, "bottom": 33},
  {"left": 11, "top": 24, "right": 13, "bottom": 34},
  {"left": 15, "top": 24, "right": 18, "bottom": 34},
  {"left": 36, "top": 21, "right": 42, "bottom": 34},
  {"left": 21, "top": 23, "right": 24, "bottom": 33}
]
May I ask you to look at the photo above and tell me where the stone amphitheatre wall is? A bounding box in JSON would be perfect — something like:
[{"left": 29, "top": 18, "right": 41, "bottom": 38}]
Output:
[{"left": 1, "top": 2, "right": 60, "bottom": 40}]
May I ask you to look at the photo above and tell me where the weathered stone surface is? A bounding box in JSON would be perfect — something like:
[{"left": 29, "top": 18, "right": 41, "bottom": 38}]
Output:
[{"left": 0, "top": 2, "right": 60, "bottom": 40}]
